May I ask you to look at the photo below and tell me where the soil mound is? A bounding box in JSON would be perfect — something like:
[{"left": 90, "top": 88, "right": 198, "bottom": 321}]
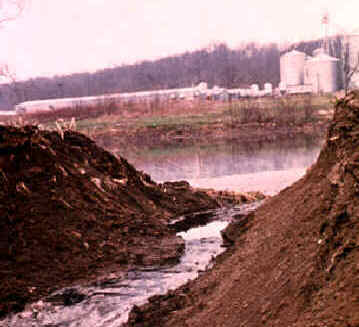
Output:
[
  {"left": 126, "top": 92, "right": 359, "bottom": 327},
  {"left": 0, "top": 125, "right": 220, "bottom": 317}
]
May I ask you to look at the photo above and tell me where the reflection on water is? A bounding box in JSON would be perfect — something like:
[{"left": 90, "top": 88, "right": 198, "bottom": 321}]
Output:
[
  {"left": 2, "top": 206, "right": 258, "bottom": 327},
  {"left": 189, "top": 168, "right": 308, "bottom": 196},
  {"left": 105, "top": 136, "right": 322, "bottom": 185}
]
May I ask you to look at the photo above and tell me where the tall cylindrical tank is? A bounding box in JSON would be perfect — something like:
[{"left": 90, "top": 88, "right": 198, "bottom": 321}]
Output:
[
  {"left": 264, "top": 82, "right": 272, "bottom": 91},
  {"left": 305, "top": 52, "right": 339, "bottom": 93},
  {"left": 251, "top": 84, "right": 259, "bottom": 92},
  {"left": 280, "top": 50, "right": 306, "bottom": 86},
  {"left": 264, "top": 83, "right": 272, "bottom": 95}
]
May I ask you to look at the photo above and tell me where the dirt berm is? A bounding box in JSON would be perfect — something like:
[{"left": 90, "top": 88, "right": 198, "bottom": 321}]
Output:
[
  {"left": 0, "top": 125, "right": 226, "bottom": 318},
  {"left": 125, "top": 92, "right": 359, "bottom": 327}
]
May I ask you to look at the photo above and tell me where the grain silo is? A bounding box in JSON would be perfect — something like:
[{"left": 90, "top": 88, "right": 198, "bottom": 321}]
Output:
[
  {"left": 305, "top": 51, "right": 339, "bottom": 93},
  {"left": 263, "top": 83, "right": 272, "bottom": 96},
  {"left": 251, "top": 84, "right": 259, "bottom": 92},
  {"left": 280, "top": 50, "right": 306, "bottom": 86},
  {"left": 264, "top": 82, "right": 273, "bottom": 93}
]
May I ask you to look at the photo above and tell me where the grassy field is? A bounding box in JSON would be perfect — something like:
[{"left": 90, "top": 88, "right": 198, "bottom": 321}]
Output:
[{"left": 1, "top": 94, "right": 335, "bottom": 139}]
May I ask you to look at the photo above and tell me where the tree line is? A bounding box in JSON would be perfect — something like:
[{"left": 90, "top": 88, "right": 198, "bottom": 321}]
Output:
[{"left": 0, "top": 38, "right": 346, "bottom": 110}]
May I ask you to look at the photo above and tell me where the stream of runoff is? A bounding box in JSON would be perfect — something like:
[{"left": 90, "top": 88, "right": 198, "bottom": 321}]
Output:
[
  {"left": 2, "top": 136, "right": 322, "bottom": 326},
  {"left": 2, "top": 204, "right": 259, "bottom": 327}
]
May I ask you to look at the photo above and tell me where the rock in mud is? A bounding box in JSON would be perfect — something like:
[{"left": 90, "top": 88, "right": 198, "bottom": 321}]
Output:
[{"left": 46, "top": 288, "right": 86, "bottom": 306}]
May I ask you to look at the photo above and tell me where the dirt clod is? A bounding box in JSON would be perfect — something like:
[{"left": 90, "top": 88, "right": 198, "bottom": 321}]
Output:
[{"left": 0, "top": 125, "right": 221, "bottom": 318}]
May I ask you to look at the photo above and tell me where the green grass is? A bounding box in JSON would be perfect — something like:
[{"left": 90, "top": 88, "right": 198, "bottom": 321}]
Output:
[
  {"left": 224, "top": 95, "right": 333, "bottom": 125},
  {"left": 6, "top": 94, "right": 334, "bottom": 136},
  {"left": 133, "top": 113, "right": 223, "bottom": 129}
]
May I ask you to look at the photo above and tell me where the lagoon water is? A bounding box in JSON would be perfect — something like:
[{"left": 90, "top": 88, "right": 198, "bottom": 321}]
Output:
[
  {"left": 2, "top": 136, "right": 322, "bottom": 326},
  {"left": 124, "top": 136, "right": 322, "bottom": 195}
]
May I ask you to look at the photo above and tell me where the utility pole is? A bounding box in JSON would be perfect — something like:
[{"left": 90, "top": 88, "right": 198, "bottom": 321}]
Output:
[{"left": 321, "top": 10, "right": 329, "bottom": 54}]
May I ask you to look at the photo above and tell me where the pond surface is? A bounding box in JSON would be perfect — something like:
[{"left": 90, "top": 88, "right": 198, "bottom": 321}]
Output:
[
  {"left": 115, "top": 136, "right": 322, "bottom": 195},
  {"left": 2, "top": 136, "right": 323, "bottom": 326}
]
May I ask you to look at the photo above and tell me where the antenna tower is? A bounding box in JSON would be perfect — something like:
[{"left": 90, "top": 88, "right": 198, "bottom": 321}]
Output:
[{"left": 321, "top": 9, "right": 330, "bottom": 54}]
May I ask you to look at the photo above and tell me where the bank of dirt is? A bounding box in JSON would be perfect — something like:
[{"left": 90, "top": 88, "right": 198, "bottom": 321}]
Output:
[
  {"left": 0, "top": 125, "right": 233, "bottom": 318},
  {"left": 125, "top": 92, "right": 359, "bottom": 327}
]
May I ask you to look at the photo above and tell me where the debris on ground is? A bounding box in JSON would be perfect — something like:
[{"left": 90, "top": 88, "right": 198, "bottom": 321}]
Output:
[{"left": 0, "top": 126, "right": 224, "bottom": 317}]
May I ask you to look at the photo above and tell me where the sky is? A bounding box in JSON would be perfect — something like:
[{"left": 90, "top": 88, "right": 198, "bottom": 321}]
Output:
[{"left": 1, "top": 0, "right": 359, "bottom": 80}]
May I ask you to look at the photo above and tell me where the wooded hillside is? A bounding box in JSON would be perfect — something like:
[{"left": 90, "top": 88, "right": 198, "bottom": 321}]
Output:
[{"left": 0, "top": 37, "right": 343, "bottom": 110}]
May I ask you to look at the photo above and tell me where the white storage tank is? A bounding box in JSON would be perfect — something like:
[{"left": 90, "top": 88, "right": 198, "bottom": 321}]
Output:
[
  {"left": 196, "top": 82, "right": 208, "bottom": 91},
  {"left": 251, "top": 84, "right": 259, "bottom": 92},
  {"left": 264, "top": 82, "right": 273, "bottom": 93},
  {"left": 305, "top": 51, "right": 339, "bottom": 93},
  {"left": 280, "top": 50, "right": 306, "bottom": 86},
  {"left": 250, "top": 84, "right": 259, "bottom": 97}
]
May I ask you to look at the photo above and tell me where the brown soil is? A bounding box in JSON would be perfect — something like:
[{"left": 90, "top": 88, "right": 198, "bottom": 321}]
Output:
[
  {"left": 125, "top": 92, "right": 359, "bottom": 327},
  {"left": 0, "top": 125, "right": 228, "bottom": 318}
]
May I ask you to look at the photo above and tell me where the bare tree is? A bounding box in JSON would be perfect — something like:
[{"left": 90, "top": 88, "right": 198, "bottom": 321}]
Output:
[
  {"left": 0, "top": 0, "right": 28, "bottom": 106},
  {"left": 344, "top": 52, "right": 359, "bottom": 94},
  {"left": 339, "top": 34, "right": 359, "bottom": 94},
  {"left": 0, "top": 0, "right": 26, "bottom": 25},
  {"left": 0, "top": 64, "right": 25, "bottom": 104}
]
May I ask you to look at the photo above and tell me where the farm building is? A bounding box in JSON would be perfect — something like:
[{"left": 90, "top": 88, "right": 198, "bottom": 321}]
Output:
[
  {"left": 279, "top": 29, "right": 359, "bottom": 94},
  {"left": 15, "top": 81, "right": 276, "bottom": 114},
  {"left": 279, "top": 48, "right": 338, "bottom": 94}
]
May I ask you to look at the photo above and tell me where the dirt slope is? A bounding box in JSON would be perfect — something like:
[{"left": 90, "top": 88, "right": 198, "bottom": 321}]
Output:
[
  {"left": 126, "top": 92, "right": 359, "bottom": 327},
  {"left": 0, "top": 125, "right": 220, "bottom": 317}
]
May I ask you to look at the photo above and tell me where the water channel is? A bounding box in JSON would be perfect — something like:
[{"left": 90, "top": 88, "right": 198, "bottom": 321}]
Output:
[{"left": 2, "top": 136, "right": 322, "bottom": 327}]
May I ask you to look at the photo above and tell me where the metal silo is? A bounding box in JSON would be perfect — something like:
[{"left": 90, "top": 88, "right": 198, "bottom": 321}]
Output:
[
  {"left": 280, "top": 50, "right": 306, "bottom": 86},
  {"left": 305, "top": 51, "right": 339, "bottom": 93},
  {"left": 264, "top": 83, "right": 272, "bottom": 95},
  {"left": 251, "top": 84, "right": 259, "bottom": 92}
]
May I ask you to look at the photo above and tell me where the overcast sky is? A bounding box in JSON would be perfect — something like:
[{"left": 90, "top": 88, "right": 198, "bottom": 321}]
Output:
[{"left": 1, "top": 0, "right": 359, "bottom": 80}]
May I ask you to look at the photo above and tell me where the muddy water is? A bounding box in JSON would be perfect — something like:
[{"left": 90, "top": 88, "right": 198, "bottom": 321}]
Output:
[
  {"left": 2, "top": 137, "right": 322, "bottom": 326},
  {"left": 118, "top": 136, "right": 322, "bottom": 195},
  {"left": 1, "top": 204, "right": 258, "bottom": 327}
]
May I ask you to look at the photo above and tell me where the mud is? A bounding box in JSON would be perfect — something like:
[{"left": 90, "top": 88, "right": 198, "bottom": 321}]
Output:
[
  {"left": 0, "top": 125, "right": 235, "bottom": 318},
  {"left": 125, "top": 92, "right": 359, "bottom": 327}
]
